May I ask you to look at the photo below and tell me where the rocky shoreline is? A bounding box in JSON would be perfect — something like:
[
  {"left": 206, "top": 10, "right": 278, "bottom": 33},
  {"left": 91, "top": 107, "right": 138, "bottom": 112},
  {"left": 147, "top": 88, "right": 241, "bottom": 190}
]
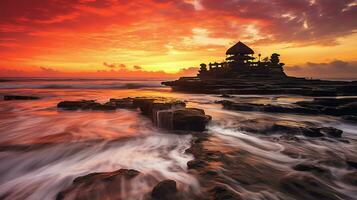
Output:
[
  {"left": 162, "top": 77, "right": 357, "bottom": 96},
  {"left": 52, "top": 95, "right": 357, "bottom": 200},
  {"left": 2, "top": 93, "right": 355, "bottom": 199}
]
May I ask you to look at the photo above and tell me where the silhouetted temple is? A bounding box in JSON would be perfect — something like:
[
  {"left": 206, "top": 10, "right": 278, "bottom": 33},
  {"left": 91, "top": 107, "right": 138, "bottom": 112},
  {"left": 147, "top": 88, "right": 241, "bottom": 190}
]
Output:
[
  {"left": 197, "top": 41, "right": 286, "bottom": 79},
  {"left": 163, "top": 41, "right": 357, "bottom": 96}
]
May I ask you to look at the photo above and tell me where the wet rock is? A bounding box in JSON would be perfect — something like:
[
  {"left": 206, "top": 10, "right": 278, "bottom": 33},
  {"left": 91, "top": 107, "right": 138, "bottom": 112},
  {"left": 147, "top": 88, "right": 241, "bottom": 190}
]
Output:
[
  {"left": 109, "top": 97, "right": 135, "bottom": 108},
  {"left": 297, "top": 98, "right": 357, "bottom": 116},
  {"left": 151, "top": 179, "right": 177, "bottom": 200},
  {"left": 163, "top": 76, "right": 357, "bottom": 96},
  {"left": 219, "top": 101, "right": 318, "bottom": 114},
  {"left": 293, "top": 163, "right": 329, "bottom": 175},
  {"left": 57, "top": 97, "right": 210, "bottom": 131},
  {"left": 209, "top": 185, "right": 242, "bottom": 200},
  {"left": 319, "top": 127, "right": 343, "bottom": 138},
  {"left": 131, "top": 97, "right": 212, "bottom": 131},
  {"left": 342, "top": 172, "right": 357, "bottom": 186},
  {"left": 152, "top": 100, "right": 186, "bottom": 127},
  {"left": 57, "top": 100, "right": 98, "bottom": 110},
  {"left": 337, "top": 102, "right": 357, "bottom": 116},
  {"left": 133, "top": 97, "right": 156, "bottom": 115},
  {"left": 187, "top": 159, "right": 207, "bottom": 169},
  {"left": 220, "top": 101, "right": 258, "bottom": 111},
  {"left": 346, "top": 160, "right": 357, "bottom": 169},
  {"left": 3, "top": 95, "right": 39, "bottom": 100},
  {"left": 269, "top": 121, "right": 343, "bottom": 138},
  {"left": 342, "top": 115, "right": 357, "bottom": 122},
  {"left": 172, "top": 108, "right": 211, "bottom": 131},
  {"left": 280, "top": 173, "right": 345, "bottom": 200},
  {"left": 57, "top": 100, "right": 116, "bottom": 110},
  {"left": 132, "top": 97, "right": 186, "bottom": 117},
  {"left": 201, "top": 170, "right": 218, "bottom": 176},
  {"left": 301, "top": 127, "right": 324, "bottom": 137},
  {"left": 56, "top": 169, "right": 140, "bottom": 200}
]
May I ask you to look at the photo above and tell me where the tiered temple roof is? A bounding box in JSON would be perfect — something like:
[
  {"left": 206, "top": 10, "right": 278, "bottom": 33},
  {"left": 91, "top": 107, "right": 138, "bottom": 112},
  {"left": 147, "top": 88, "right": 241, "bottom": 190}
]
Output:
[
  {"left": 226, "top": 41, "right": 254, "bottom": 55},
  {"left": 197, "top": 41, "right": 286, "bottom": 79}
]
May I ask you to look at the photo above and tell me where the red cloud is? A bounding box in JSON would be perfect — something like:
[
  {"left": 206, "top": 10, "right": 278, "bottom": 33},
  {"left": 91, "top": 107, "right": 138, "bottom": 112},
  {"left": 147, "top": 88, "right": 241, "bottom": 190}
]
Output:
[{"left": 0, "top": 0, "right": 356, "bottom": 77}]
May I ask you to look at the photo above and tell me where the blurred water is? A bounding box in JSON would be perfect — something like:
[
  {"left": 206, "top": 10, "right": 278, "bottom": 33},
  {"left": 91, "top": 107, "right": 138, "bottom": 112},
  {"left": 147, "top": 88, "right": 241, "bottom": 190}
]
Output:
[{"left": 0, "top": 78, "right": 356, "bottom": 200}]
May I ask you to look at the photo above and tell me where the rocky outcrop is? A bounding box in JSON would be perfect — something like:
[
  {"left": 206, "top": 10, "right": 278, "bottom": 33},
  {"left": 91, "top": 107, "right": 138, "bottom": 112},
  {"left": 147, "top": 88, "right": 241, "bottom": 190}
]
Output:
[
  {"left": 296, "top": 98, "right": 357, "bottom": 117},
  {"left": 108, "top": 97, "right": 135, "bottom": 108},
  {"left": 57, "top": 97, "right": 211, "bottom": 132},
  {"left": 3, "top": 95, "right": 40, "bottom": 100},
  {"left": 172, "top": 108, "right": 212, "bottom": 132},
  {"left": 218, "top": 100, "right": 319, "bottom": 114},
  {"left": 218, "top": 97, "right": 357, "bottom": 118},
  {"left": 57, "top": 100, "right": 116, "bottom": 110},
  {"left": 56, "top": 169, "right": 140, "bottom": 200},
  {"left": 151, "top": 179, "right": 178, "bottom": 200},
  {"left": 269, "top": 123, "right": 343, "bottom": 138},
  {"left": 162, "top": 77, "right": 357, "bottom": 96}
]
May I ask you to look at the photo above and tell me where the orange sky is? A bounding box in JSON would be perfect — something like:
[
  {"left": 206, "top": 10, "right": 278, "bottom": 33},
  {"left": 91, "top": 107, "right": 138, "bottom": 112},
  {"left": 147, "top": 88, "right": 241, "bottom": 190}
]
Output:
[{"left": 1, "top": 0, "right": 356, "bottom": 78}]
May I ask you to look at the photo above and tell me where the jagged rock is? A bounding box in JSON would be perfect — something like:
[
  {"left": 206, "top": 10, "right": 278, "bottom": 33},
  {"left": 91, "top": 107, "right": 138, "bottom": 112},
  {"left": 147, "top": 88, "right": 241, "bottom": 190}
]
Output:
[
  {"left": 342, "top": 115, "right": 357, "bottom": 122},
  {"left": 301, "top": 128, "right": 324, "bottom": 137},
  {"left": 268, "top": 122, "right": 343, "bottom": 138},
  {"left": 346, "top": 160, "right": 357, "bottom": 169},
  {"left": 162, "top": 76, "right": 357, "bottom": 96},
  {"left": 133, "top": 97, "right": 156, "bottom": 115},
  {"left": 218, "top": 100, "right": 319, "bottom": 114},
  {"left": 57, "top": 100, "right": 116, "bottom": 110},
  {"left": 4, "top": 95, "right": 39, "bottom": 100},
  {"left": 319, "top": 127, "right": 343, "bottom": 138},
  {"left": 187, "top": 159, "right": 207, "bottom": 169},
  {"left": 297, "top": 98, "right": 357, "bottom": 116},
  {"left": 342, "top": 172, "right": 357, "bottom": 186},
  {"left": 172, "top": 108, "right": 211, "bottom": 132},
  {"left": 151, "top": 179, "right": 178, "bottom": 200},
  {"left": 132, "top": 97, "right": 185, "bottom": 116},
  {"left": 56, "top": 97, "right": 211, "bottom": 131},
  {"left": 209, "top": 185, "right": 243, "bottom": 200},
  {"left": 56, "top": 169, "right": 140, "bottom": 200},
  {"left": 293, "top": 163, "right": 329, "bottom": 174},
  {"left": 109, "top": 97, "right": 135, "bottom": 108}
]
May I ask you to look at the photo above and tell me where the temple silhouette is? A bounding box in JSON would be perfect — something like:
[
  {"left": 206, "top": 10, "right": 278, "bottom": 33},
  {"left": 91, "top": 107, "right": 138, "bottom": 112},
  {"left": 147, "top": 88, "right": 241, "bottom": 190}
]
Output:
[
  {"left": 197, "top": 41, "right": 286, "bottom": 79},
  {"left": 162, "top": 41, "right": 357, "bottom": 96}
]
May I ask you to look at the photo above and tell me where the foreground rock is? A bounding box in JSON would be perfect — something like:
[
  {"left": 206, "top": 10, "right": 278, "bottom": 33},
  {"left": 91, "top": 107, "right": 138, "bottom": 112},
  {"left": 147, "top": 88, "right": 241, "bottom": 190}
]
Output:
[
  {"left": 3, "top": 95, "right": 40, "bottom": 100},
  {"left": 133, "top": 98, "right": 211, "bottom": 132},
  {"left": 57, "top": 97, "right": 211, "bottom": 132},
  {"left": 56, "top": 169, "right": 140, "bottom": 200},
  {"left": 151, "top": 179, "right": 178, "bottom": 200}
]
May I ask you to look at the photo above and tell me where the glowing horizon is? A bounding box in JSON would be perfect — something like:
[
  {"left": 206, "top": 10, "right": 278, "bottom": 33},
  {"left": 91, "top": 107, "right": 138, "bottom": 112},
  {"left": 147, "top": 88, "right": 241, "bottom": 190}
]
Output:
[{"left": 1, "top": 0, "right": 356, "bottom": 78}]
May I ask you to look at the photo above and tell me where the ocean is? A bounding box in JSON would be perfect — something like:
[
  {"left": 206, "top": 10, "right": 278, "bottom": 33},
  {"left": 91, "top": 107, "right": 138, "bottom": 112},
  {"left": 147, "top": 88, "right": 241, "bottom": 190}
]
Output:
[{"left": 0, "top": 78, "right": 356, "bottom": 200}]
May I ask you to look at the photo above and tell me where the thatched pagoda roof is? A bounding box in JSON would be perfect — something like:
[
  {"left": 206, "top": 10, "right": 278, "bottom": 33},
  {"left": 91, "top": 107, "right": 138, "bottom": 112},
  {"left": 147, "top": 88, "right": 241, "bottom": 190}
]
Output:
[{"left": 226, "top": 41, "right": 254, "bottom": 55}]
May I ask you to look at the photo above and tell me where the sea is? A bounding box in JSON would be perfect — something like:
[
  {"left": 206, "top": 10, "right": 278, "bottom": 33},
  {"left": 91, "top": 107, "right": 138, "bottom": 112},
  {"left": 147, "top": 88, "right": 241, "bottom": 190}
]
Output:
[{"left": 0, "top": 78, "right": 356, "bottom": 200}]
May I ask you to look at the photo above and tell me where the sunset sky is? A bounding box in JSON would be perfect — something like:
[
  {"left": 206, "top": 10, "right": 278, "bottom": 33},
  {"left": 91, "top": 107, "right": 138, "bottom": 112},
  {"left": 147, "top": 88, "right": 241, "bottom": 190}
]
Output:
[{"left": 0, "top": 0, "right": 356, "bottom": 78}]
